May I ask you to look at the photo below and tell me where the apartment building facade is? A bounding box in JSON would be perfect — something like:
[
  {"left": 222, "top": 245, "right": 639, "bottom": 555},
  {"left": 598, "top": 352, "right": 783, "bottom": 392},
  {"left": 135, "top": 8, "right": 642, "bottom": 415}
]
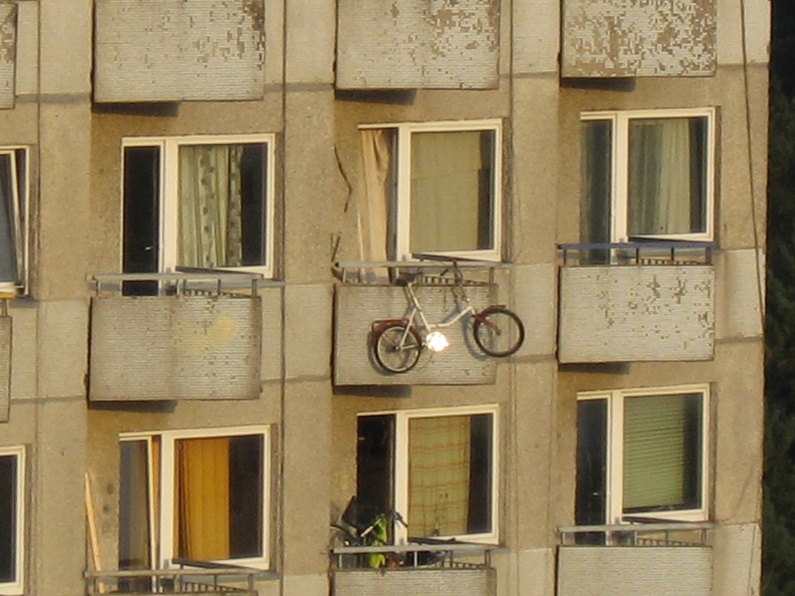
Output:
[{"left": 0, "top": 0, "right": 767, "bottom": 595}]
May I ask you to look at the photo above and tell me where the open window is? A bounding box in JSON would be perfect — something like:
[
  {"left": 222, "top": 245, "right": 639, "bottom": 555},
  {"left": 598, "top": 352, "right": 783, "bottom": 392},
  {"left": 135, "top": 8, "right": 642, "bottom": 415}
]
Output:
[
  {"left": 0, "top": 149, "right": 26, "bottom": 295},
  {"left": 122, "top": 135, "right": 275, "bottom": 279},
  {"left": 576, "top": 386, "right": 708, "bottom": 530},
  {"left": 580, "top": 109, "right": 715, "bottom": 244},
  {"left": 357, "top": 406, "right": 498, "bottom": 542},
  {"left": 360, "top": 121, "right": 502, "bottom": 262},
  {"left": 119, "top": 427, "right": 270, "bottom": 571},
  {"left": 0, "top": 447, "right": 24, "bottom": 596}
]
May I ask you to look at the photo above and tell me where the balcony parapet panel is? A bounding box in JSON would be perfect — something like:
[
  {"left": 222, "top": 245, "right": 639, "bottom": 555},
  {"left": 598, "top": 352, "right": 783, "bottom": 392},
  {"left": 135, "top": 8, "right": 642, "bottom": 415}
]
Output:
[
  {"left": 88, "top": 272, "right": 267, "bottom": 402},
  {"left": 557, "top": 242, "right": 716, "bottom": 364}
]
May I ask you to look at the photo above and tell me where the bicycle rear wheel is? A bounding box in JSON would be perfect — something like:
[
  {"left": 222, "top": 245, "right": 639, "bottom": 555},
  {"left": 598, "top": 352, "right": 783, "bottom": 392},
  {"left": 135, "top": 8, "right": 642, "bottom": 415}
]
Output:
[
  {"left": 373, "top": 324, "right": 422, "bottom": 373},
  {"left": 473, "top": 307, "right": 525, "bottom": 357}
]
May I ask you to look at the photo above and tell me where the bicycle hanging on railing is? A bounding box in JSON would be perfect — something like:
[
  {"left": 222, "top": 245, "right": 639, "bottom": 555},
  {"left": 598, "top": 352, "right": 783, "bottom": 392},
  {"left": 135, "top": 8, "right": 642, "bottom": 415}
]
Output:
[{"left": 370, "top": 262, "right": 525, "bottom": 373}]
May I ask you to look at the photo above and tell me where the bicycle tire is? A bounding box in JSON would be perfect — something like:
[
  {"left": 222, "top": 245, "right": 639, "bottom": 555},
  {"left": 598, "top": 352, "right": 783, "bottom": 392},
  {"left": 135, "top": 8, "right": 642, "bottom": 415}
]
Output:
[
  {"left": 373, "top": 324, "right": 422, "bottom": 373},
  {"left": 473, "top": 306, "right": 525, "bottom": 357}
]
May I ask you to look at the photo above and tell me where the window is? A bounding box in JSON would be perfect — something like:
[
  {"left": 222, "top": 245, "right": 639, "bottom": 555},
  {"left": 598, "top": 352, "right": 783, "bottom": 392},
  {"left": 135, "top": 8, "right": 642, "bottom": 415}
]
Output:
[
  {"left": 357, "top": 406, "right": 497, "bottom": 542},
  {"left": 580, "top": 109, "right": 714, "bottom": 244},
  {"left": 122, "top": 135, "right": 275, "bottom": 278},
  {"left": 0, "top": 149, "right": 27, "bottom": 295},
  {"left": 119, "top": 428, "right": 270, "bottom": 570},
  {"left": 576, "top": 386, "right": 708, "bottom": 529},
  {"left": 360, "top": 121, "right": 502, "bottom": 262},
  {"left": 0, "top": 447, "right": 24, "bottom": 596}
]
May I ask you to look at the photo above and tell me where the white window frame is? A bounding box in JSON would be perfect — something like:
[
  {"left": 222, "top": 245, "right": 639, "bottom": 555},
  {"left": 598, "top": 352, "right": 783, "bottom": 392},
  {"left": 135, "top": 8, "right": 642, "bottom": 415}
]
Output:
[
  {"left": 360, "top": 120, "right": 503, "bottom": 262},
  {"left": 577, "top": 384, "right": 709, "bottom": 524},
  {"left": 0, "top": 446, "right": 25, "bottom": 596},
  {"left": 580, "top": 108, "right": 716, "bottom": 243},
  {"left": 364, "top": 404, "right": 499, "bottom": 544},
  {"left": 120, "top": 426, "right": 271, "bottom": 570},
  {"left": 121, "top": 134, "right": 276, "bottom": 277},
  {"left": 0, "top": 148, "right": 28, "bottom": 296}
]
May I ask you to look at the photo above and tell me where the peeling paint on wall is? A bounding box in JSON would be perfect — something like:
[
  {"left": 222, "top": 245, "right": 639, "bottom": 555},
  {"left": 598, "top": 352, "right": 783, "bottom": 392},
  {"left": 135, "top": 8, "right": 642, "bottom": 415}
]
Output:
[
  {"left": 0, "top": 2, "right": 16, "bottom": 109},
  {"left": 558, "top": 266, "right": 715, "bottom": 363},
  {"left": 337, "top": 0, "right": 499, "bottom": 89},
  {"left": 561, "top": 0, "right": 716, "bottom": 77},
  {"left": 94, "top": 0, "right": 265, "bottom": 103}
]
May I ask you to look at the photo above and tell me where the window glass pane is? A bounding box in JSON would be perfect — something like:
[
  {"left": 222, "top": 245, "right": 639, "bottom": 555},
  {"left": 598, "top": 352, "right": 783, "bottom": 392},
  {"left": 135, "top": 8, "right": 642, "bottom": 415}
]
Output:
[
  {"left": 576, "top": 399, "right": 607, "bottom": 528},
  {"left": 174, "top": 435, "right": 263, "bottom": 561},
  {"left": 119, "top": 441, "right": 151, "bottom": 571},
  {"left": 623, "top": 393, "right": 703, "bottom": 513},
  {"left": 178, "top": 144, "right": 266, "bottom": 269},
  {"left": 123, "top": 146, "right": 160, "bottom": 295},
  {"left": 410, "top": 130, "right": 495, "bottom": 254},
  {"left": 580, "top": 120, "right": 612, "bottom": 245},
  {"left": 407, "top": 413, "right": 492, "bottom": 537},
  {"left": 627, "top": 117, "right": 708, "bottom": 237},
  {"left": 0, "top": 154, "right": 19, "bottom": 285},
  {"left": 357, "top": 415, "right": 395, "bottom": 525},
  {"left": 0, "top": 454, "right": 17, "bottom": 583}
]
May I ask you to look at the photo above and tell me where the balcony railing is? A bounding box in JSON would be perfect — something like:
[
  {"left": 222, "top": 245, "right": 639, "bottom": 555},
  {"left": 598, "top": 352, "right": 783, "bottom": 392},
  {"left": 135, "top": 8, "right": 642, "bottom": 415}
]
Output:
[
  {"left": 557, "top": 242, "right": 716, "bottom": 363},
  {"left": 333, "top": 259, "right": 505, "bottom": 386},
  {"left": 330, "top": 542, "right": 496, "bottom": 596},
  {"left": 556, "top": 522, "right": 714, "bottom": 596},
  {"left": 85, "top": 562, "right": 260, "bottom": 595},
  {"left": 88, "top": 271, "right": 270, "bottom": 402}
]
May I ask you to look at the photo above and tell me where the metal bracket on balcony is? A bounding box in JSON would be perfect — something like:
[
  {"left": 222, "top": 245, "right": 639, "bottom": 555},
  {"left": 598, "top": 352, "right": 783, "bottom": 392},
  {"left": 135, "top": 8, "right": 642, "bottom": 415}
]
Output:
[
  {"left": 89, "top": 270, "right": 271, "bottom": 297},
  {"left": 557, "top": 521, "right": 715, "bottom": 547}
]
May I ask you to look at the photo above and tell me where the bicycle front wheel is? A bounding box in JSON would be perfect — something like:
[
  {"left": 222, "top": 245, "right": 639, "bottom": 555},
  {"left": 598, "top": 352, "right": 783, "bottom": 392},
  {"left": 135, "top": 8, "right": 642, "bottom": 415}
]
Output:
[
  {"left": 473, "top": 307, "right": 525, "bottom": 357},
  {"left": 373, "top": 324, "right": 422, "bottom": 373}
]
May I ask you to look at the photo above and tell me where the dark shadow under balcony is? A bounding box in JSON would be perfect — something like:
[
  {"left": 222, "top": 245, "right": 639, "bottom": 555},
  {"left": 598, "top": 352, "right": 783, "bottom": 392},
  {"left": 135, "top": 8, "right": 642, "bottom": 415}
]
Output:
[
  {"left": 88, "top": 272, "right": 265, "bottom": 402},
  {"left": 557, "top": 242, "right": 716, "bottom": 364}
]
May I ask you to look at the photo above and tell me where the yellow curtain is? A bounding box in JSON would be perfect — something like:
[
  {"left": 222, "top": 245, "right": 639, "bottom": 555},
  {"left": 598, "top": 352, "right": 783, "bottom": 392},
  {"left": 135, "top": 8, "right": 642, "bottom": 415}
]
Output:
[
  {"left": 175, "top": 437, "right": 230, "bottom": 561},
  {"left": 408, "top": 416, "right": 471, "bottom": 537}
]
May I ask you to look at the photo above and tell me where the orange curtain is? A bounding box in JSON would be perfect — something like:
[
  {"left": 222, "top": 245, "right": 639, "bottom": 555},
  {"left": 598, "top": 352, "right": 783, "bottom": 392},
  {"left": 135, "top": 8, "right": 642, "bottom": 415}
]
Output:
[{"left": 175, "top": 437, "right": 230, "bottom": 561}]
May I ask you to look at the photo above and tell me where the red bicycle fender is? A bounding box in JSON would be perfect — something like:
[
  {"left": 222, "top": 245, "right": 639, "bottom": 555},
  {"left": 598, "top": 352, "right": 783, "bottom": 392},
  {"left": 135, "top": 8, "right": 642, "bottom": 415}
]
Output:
[{"left": 371, "top": 319, "right": 409, "bottom": 333}]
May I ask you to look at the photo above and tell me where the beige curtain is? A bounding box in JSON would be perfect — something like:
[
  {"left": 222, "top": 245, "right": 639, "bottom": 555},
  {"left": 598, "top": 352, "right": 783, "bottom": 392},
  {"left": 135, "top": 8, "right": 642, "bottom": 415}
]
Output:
[
  {"left": 360, "top": 130, "right": 392, "bottom": 263},
  {"left": 410, "top": 131, "right": 485, "bottom": 254},
  {"left": 628, "top": 119, "right": 692, "bottom": 237},
  {"left": 178, "top": 145, "right": 244, "bottom": 268},
  {"left": 175, "top": 437, "right": 230, "bottom": 561},
  {"left": 408, "top": 416, "right": 472, "bottom": 537}
]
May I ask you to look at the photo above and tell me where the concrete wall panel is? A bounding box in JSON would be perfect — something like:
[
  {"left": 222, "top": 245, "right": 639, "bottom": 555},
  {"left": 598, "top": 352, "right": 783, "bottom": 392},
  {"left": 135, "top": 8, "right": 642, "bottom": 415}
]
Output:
[
  {"left": 711, "top": 523, "right": 761, "bottom": 596},
  {"left": 285, "top": 284, "right": 332, "bottom": 380},
  {"left": 40, "top": 0, "right": 91, "bottom": 95},
  {"left": 715, "top": 249, "right": 764, "bottom": 340},
  {"left": 285, "top": 0, "right": 334, "bottom": 84},
  {"left": 14, "top": 1, "right": 36, "bottom": 97},
  {"left": 512, "top": 264, "right": 557, "bottom": 357},
  {"left": 717, "top": 0, "right": 769, "bottom": 65},
  {"left": 38, "top": 300, "right": 87, "bottom": 400},
  {"left": 512, "top": 0, "right": 559, "bottom": 74}
]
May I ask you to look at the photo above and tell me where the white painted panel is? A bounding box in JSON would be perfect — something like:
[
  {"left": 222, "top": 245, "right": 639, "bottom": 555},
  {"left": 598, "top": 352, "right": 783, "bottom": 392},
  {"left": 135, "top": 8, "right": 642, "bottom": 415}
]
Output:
[
  {"left": 337, "top": 0, "right": 499, "bottom": 89},
  {"left": 557, "top": 546, "right": 712, "bottom": 596},
  {"left": 0, "top": 2, "right": 15, "bottom": 108},
  {"left": 94, "top": 0, "right": 265, "bottom": 102},
  {"left": 561, "top": 0, "right": 716, "bottom": 77},
  {"left": 558, "top": 266, "right": 715, "bottom": 363}
]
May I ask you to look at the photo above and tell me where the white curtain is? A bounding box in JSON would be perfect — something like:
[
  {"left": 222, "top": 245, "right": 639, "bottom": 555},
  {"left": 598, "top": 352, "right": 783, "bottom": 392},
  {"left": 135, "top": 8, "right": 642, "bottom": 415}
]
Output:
[
  {"left": 628, "top": 119, "right": 693, "bottom": 237},
  {"left": 178, "top": 145, "right": 244, "bottom": 268}
]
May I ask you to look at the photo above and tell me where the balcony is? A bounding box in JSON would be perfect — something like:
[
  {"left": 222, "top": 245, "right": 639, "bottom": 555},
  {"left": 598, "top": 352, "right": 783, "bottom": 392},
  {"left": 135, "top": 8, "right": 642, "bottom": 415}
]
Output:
[
  {"left": 331, "top": 542, "right": 496, "bottom": 596},
  {"left": 557, "top": 243, "right": 715, "bottom": 364},
  {"left": 557, "top": 522, "right": 714, "bottom": 596},
  {"left": 85, "top": 560, "right": 260, "bottom": 595},
  {"left": 560, "top": 0, "right": 715, "bottom": 77},
  {"left": 88, "top": 272, "right": 265, "bottom": 402},
  {"left": 333, "top": 261, "right": 505, "bottom": 386}
]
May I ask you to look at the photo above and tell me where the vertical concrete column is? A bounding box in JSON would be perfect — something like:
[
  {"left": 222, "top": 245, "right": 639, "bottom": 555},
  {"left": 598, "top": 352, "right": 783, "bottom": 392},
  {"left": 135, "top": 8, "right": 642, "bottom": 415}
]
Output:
[
  {"left": 29, "top": 1, "right": 92, "bottom": 594},
  {"left": 280, "top": 1, "right": 339, "bottom": 594}
]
